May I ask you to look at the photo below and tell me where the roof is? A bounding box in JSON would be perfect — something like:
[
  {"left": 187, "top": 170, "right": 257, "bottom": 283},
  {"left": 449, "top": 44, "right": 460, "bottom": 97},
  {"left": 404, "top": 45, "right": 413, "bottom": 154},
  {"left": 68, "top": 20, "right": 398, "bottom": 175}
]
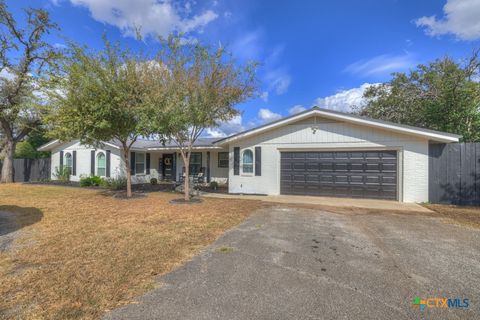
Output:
[
  {"left": 38, "top": 137, "right": 222, "bottom": 152},
  {"left": 38, "top": 107, "right": 461, "bottom": 152},
  {"left": 213, "top": 107, "right": 461, "bottom": 144}
]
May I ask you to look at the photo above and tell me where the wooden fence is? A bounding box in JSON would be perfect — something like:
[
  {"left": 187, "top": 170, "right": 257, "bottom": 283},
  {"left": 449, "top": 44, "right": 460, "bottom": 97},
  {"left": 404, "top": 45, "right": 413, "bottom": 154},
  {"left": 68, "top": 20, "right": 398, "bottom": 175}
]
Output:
[
  {"left": 429, "top": 143, "right": 480, "bottom": 205},
  {"left": 0, "top": 158, "right": 51, "bottom": 182}
]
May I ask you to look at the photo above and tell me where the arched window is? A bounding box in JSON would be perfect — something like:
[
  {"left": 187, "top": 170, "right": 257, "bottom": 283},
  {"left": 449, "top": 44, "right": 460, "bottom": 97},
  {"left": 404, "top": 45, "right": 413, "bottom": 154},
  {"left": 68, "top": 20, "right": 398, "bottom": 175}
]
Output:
[
  {"left": 97, "top": 152, "right": 106, "bottom": 176},
  {"left": 64, "top": 152, "right": 72, "bottom": 174},
  {"left": 242, "top": 149, "right": 253, "bottom": 174}
]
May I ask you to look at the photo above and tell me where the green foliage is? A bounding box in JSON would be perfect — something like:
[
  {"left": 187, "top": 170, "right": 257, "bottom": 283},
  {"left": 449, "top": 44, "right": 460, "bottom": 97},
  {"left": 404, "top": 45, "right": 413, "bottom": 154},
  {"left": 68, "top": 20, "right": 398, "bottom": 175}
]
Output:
[
  {"left": 54, "top": 166, "right": 70, "bottom": 182},
  {"left": 48, "top": 36, "right": 161, "bottom": 196},
  {"left": 359, "top": 51, "right": 480, "bottom": 142},
  {"left": 209, "top": 181, "right": 219, "bottom": 190},
  {"left": 15, "top": 141, "right": 37, "bottom": 159},
  {"left": 102, "top": 176, "right": 127, "bottom": 190},
  {"left": 79, "top": 175, "right": 103, "bottom": 187},
  {"left": 148, "top": 36, "right": 257, "bottom": 200},
  {"left": 0, "top": 2, "right": 61, "bottom": 182},
  {"left": 150, "top": 178, "right": 158, "bottom": 185}
]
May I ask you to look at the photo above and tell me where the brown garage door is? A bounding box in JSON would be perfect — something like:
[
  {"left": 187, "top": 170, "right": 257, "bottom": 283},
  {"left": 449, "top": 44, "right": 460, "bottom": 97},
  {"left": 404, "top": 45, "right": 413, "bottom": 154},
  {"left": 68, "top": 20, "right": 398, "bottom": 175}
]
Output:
[{"left": 280, "top": 151, "right": 397, "bottom": 200}]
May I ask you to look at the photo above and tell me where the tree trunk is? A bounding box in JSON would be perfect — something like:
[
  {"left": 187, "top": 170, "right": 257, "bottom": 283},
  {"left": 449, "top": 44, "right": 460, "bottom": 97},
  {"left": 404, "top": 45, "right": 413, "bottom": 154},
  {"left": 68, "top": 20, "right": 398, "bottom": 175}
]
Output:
[
  {"left": 123, "top": 147, "right": 132, "bottom": 198},
  {"left": 183, "top": 154, "right": 190, "bottom": 201},
  {"left": 0, "top": 140, "right": 16, "bottom": 183}
]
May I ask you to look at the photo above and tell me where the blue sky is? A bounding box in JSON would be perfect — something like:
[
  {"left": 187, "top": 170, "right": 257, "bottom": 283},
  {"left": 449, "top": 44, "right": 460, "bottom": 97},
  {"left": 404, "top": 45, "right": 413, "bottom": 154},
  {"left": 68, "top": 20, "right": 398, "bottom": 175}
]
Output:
[{"left": 7, "top": 0, "right": 480, "bottom": 136}]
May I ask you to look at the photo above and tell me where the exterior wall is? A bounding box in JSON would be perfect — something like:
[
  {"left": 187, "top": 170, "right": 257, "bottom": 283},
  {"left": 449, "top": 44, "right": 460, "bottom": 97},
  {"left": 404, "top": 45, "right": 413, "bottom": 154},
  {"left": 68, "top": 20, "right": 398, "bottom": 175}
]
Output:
[
  {"left": 227, "top": 119, "right": 430, "bottom": 203},
  {"left": 51, "top": 143, "right": 229, "bottom": 185},
  {"left": 173, "top": 150, "right": 229, "bottom": 184},
  {"left": 50, "top": 141, "right": 123, "bottom": 182}
]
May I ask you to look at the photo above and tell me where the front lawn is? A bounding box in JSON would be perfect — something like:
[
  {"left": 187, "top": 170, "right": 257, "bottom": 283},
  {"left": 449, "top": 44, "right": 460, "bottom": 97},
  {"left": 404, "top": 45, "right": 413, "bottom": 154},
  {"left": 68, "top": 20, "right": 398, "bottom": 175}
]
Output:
[
  {"left": 424, "top": 203, "right": 480, "bottom": 228},
  {"left": 0, "top": 184, "right": 264, "bottom": 319}
]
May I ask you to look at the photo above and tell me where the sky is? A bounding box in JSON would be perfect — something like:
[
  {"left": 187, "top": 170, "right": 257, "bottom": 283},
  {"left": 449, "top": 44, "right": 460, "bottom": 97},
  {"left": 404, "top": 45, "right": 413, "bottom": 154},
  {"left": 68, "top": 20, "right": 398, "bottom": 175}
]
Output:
[{"left": 6, "top": 0, "right": 480, "bottom": 137}]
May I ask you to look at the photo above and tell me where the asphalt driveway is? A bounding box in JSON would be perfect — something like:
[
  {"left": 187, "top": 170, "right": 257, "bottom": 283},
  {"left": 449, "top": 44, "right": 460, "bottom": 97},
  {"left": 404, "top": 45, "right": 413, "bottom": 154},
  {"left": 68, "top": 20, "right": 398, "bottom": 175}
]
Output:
[{"left": 106, "top": 206, "right": 480, "bottom": 320}]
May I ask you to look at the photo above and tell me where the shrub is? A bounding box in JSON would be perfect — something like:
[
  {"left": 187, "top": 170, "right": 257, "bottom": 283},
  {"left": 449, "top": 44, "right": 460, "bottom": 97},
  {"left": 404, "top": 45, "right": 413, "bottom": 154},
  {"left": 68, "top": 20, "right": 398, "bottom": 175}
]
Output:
[
  {"left": 150, "top": 178, "right": 158, "bottom": 185},
  {"left": 209, "top": 181, "right": 219, "bottom": 190},
  {"left": 102, "top": 176, "right": 127, "bottom": 190},
  {"left": 79, "top": 176, "right": 103, "bottom": 187},
  {"left": 54, "top": 166, "right": 70, "bottom": 182}
]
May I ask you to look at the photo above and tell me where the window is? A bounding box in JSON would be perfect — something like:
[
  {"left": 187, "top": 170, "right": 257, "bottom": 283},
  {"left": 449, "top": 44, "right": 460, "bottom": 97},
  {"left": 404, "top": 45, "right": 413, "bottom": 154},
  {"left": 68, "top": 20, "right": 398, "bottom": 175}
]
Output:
[
  {"left": 242, "top": 149, "right": 253, "bottom": 174},
  {"left": 64, "top": 152, "right": 72, "bottom": 174},
  {"left": 189, "top": 152, "right": 202, "bottom": 175},
  {"left": 218, "top": 152, "right": 229, "bottom": 168},
  {"left": 97, "top": 152, "right": 106, "bottom": 176},
  {"left": 136, "top": 153, "right": 145, "bottom": 174}
]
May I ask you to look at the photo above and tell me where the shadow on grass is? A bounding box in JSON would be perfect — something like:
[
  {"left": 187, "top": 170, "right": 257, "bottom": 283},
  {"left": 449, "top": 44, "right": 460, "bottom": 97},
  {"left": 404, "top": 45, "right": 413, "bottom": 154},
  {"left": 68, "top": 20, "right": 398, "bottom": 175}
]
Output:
[{"left": 0, "top": 205, "right": 43, "bottom": 237}]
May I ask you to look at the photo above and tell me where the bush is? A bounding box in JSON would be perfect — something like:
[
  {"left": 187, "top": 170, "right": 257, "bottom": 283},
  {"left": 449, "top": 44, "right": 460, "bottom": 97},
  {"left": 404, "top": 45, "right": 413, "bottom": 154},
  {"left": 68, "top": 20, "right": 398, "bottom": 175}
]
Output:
[
  {"left": 150, "top": 178, "right": 158, "bottom": 185},
  {"left": 79, "top": 176, "right": 103, "bottom": 187},
  {"left": 54, "top": 166, "right": 70, "bottom": 182},
  {"left": 209, "top": 181, "right": 219, "bottom": 190},
  {"left": 102, "top": 176, "right": 127, "bottom": 190}
]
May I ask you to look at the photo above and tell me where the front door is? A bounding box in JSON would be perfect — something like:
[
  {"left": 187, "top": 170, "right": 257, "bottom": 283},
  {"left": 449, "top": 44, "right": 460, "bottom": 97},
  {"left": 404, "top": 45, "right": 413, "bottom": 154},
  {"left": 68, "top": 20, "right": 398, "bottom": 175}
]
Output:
[{"left": 162, "top": 154, "right": 174, "bottom": 181}]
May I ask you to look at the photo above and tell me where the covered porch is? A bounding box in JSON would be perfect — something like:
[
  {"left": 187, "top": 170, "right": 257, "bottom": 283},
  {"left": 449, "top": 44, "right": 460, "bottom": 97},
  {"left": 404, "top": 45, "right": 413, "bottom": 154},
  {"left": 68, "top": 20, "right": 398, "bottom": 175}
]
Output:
[{"left": 130, "top": 148, "right": 229, "bottom": 186}]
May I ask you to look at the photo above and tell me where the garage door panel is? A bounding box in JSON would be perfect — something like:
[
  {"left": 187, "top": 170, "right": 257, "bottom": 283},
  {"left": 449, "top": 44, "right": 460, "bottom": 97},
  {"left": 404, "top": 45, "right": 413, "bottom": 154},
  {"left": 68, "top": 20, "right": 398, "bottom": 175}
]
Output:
[{"left": 281, "top": 150, "right": 397, "bottom": 200}]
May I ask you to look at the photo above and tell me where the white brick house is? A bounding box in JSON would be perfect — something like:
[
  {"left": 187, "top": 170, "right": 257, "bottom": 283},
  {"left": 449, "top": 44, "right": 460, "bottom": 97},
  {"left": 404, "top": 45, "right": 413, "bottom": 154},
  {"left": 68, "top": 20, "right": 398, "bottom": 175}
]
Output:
[{"left": 39, "top": 107, "right": 460, "bottom": 202}]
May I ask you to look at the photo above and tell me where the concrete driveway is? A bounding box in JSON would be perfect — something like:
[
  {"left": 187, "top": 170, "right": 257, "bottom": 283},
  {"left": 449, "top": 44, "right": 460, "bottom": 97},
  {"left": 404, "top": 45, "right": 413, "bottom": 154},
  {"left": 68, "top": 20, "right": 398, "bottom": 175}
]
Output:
[{"left": 106, "top": 206, "right": 480, "bottom": 320}]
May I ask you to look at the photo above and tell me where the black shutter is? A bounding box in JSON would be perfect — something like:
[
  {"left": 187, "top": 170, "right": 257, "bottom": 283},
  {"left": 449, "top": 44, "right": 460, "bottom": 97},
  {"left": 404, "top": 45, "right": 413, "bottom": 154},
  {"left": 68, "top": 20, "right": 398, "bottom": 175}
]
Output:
[
  {"left": 59, "top": 151, "right": 64, "bottom": 168},
  {"left": 91, "top": 150, "right": 95, "bottom": 176},
  {"left": 146, "top": 153, "right": 151, "bottom": 174},
  {"left": 130, "top": 152, "right": 136, "bottom": 175},
  {"left": 255, "top": 146, "right": 261, "bottom": 176},
  {"left": 106, "top": 150, "right": 111, "bottom": 177},
  {"left": 233, "top": 147, "right": 240, "bottom": 175},
  {"left": 72, "top": 151, "right": 77, "bottom": 176},
  {"left": 206, "top": 151, "right": 211, "bottom": 183}
]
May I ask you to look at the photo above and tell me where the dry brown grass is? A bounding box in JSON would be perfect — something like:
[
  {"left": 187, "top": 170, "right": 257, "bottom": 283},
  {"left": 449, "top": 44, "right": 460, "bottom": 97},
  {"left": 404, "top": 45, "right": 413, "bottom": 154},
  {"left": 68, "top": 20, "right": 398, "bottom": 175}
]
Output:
[
  {"left": 424, "top": 203, "right": 480, "bottom": 228},
  {"left": 0, "top": 184, "right": 265, "bottom": 319}
]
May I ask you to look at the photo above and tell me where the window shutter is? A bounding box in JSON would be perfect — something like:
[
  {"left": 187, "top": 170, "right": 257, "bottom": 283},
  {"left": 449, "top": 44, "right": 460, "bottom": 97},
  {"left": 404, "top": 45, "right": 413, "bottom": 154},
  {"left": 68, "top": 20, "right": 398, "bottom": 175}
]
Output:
[
  {"left": 206, "top": 151, "right": 211, "bottom": 183},
  {"left": 233, "top": 147, "right": 240, "bottom": 175},
  {"left": 59, "top": 151, "right": 64, "bottom": 168},
  {"left": 130, "top": 152, "right": 136, "bottom": 175},
  {"left": 146, "top": 153, "right": 151, "bottom": 174},
  {"left": 106, "top": 150, "right": 111, "bottom": 178},
  {"left": 91, "top": 150, "right": 95, "bottom": 176},
  {"left": 255, "top": 146, "right": 261, "bottom": 176},
  {"left": 72, "top": 151, "right": 77, "bottom": 176}
]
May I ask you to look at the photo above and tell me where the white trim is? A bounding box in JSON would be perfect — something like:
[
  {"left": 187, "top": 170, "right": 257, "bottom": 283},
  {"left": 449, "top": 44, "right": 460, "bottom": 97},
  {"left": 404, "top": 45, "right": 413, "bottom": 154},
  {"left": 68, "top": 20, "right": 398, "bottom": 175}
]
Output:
[
  {"left": 215, "top": 109, "right": 460, "bottom": 145},
  {"left": 135, "top": 152, "right": 146, "bottom": 176},
  {"left": 241, "top": 149, "right": 254, "bottom": 175}
]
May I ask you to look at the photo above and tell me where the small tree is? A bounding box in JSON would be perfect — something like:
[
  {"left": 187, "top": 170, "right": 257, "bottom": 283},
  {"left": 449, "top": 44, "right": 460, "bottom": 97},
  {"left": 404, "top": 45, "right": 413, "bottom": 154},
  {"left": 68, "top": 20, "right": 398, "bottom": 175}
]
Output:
[
  {"left": 49, "top": 39, "right": 161, "bottom": 197},
  {"left": 151, "top": 37, "right": 257, "bottom": 201},
  {"left": 0, "top": 2, "right": 60, "bottom": 182}
]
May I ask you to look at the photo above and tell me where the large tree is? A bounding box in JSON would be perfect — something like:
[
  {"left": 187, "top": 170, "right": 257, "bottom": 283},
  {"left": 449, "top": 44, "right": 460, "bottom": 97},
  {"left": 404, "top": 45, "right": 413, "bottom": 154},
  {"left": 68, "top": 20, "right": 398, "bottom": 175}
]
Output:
[
  {"left": 150, "top": 37, "right": 257, "bottom": 201},
  {"left": 49, "top": 39, "right": 162, "bottom": 197},
  {"left": 359, "top": 51, "right": 480, "bottom": 141},
  {"left": 0, "top": 2, "right": 60, "bottom": 182}
]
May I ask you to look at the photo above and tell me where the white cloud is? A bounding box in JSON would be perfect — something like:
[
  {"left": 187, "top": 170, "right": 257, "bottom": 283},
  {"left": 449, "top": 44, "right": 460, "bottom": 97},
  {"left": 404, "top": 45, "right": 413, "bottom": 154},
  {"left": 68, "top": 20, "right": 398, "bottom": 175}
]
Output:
[
  {"left": 64, "top": 0, "right": 218, "bottom": 38},
  {"left": 313, "top": 83, "right": 377, "bottom": 112},
  {"left": 344, "top": 54, "right": 415, "bottom": 77},
  {"left": 288, "top": 105, "right": 306, "bottom": 115},
  {"left": 415, "top": 0, "right": 480, "bottom": 40},
  {"left": 265, "top": 69, "right": 291, "bottom": 95},
  {"left": 0, "top": 68, "right": 15, "bottom": 81},
  {"left": 260, "top": 91, "right": 269, "bottom": 102},
  {"left": 205, "top": 115, "right": 245, "bottom": 137},
  {"left": 258, "top": 108, "right": 282, "bottom": 123}
]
